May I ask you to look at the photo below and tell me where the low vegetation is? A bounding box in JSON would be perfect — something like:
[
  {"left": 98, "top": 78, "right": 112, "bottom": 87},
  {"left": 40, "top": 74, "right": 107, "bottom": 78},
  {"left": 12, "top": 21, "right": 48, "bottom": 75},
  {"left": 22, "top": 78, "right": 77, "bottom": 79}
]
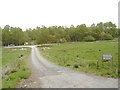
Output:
[
  {"left": 2, "top": 47, "right": 31, "bottom": 88},
  {"left": 38, "top": 39, "right": 118, "bottom": 78}
]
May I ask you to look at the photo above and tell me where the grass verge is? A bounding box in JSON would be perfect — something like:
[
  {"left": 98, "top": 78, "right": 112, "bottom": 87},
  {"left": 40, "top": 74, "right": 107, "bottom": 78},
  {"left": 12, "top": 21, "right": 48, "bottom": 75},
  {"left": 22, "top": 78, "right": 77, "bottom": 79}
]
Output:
[
  {"left": 2, "top": 47, "right": 31, "bottom": 88},
  {"left": 38, "top": 40, "right": 118, "bottom": 78}
]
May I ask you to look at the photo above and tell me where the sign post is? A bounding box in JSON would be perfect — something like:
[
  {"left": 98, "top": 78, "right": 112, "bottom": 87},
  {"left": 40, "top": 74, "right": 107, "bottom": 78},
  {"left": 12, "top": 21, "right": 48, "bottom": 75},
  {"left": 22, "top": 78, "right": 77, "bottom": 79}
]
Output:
[{"left": 102, "top": 54, "right": 113, "bottom": 68}]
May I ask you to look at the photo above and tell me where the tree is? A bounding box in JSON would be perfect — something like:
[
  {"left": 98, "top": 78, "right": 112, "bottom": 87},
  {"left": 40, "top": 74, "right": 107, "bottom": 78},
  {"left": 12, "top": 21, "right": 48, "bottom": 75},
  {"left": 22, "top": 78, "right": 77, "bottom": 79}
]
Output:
[
  {"left": 75, "top": 24, "right": 89, "bottom": 41},
  {"left": 2, "top": 25, "right": 11, "bottom": 46},
  {"left": 0, "top": 27, "right": 2, "bottom": 46},
  {"left": 91, "top": 23, "right": 96, "bottom": 27},
  {"left": 96, "top": 22, "right": 104, "bottom": 29},
  {"left": 1, "top": 22, "right": 118, "bottom": 46},
  {"left": 104, "top": 22, "right": 116, "bottom": 29},
  {"left": 2, "top": 25, "right": 25, "bottom": 46}
]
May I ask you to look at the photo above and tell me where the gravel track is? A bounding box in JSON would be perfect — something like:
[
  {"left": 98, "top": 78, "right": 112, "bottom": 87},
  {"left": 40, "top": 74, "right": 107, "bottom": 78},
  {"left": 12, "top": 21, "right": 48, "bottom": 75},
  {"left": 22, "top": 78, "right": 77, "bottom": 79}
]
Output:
[{"left": 18, "top": 46, "right": 118, "bottom": 88}]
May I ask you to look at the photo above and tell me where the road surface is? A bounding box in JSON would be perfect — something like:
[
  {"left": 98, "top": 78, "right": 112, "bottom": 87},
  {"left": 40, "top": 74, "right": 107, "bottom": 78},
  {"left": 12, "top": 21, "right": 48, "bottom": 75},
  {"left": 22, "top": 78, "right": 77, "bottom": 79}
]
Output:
[{"left": 18, "top": 46, "right": 118, "bottom": 88}]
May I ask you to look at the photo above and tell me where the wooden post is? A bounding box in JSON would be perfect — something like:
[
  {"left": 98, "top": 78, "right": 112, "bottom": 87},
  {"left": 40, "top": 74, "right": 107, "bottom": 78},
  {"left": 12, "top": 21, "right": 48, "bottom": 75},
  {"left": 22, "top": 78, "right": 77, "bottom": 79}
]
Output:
[
  {"left": 110, "top": 57, "right": 113, "bottom": 68},
  {"left": 97, "top": 61, "right": 99, "bottom": 69},
  {"left": 102, "top": 55, "right": 104, "bottom": 68}
]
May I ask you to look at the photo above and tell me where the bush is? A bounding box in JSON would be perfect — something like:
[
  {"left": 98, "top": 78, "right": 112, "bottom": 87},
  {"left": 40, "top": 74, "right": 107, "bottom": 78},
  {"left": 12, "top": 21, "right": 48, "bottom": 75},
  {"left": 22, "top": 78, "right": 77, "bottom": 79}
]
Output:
[
  {"left": 57, "top": 38, "right": 67, "bottom": 43},
  {"left": 73, "top": 64, "right": 79, "bottom": 68},
  {"left": 84, "top": 36, "right": 95, "bottom": 42},
  {"left": 104, "top": 34, "right": 113, "bottom": 40},
  {"left": 66, "top": 64, "right": 71, "bottom": 66},
  {"left": 88, "top": 62, "right": 96, "bottom": 68}
]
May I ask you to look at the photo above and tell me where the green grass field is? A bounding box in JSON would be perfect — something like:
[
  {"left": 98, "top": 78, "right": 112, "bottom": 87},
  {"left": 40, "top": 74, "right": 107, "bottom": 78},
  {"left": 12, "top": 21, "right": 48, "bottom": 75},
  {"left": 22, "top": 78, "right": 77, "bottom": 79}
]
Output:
[
  {"left": 39, "top": 40, "right": 118, "bottom": 78},
  {"left": 0, "top": 47, "right": 2, "bottom": 89},
  {"left": 0, "top": 47, "right": 2, "bottom": 66},
  {"left": 2, "top": 47, "right": 31, "bottom": 88}
]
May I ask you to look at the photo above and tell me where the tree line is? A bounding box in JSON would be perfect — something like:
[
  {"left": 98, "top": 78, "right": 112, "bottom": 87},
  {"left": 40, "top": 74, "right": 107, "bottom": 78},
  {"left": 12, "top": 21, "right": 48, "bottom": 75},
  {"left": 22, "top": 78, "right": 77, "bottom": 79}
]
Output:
[{"left": 1, "top": 22, "right": 119, "bottom": 46}]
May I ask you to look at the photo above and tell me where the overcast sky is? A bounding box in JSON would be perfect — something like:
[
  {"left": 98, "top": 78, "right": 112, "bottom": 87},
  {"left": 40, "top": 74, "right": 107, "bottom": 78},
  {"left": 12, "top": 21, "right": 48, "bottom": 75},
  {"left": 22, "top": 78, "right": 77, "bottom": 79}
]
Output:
[{"left": 0, "top": 0, "right": 119, "bottom": 30}]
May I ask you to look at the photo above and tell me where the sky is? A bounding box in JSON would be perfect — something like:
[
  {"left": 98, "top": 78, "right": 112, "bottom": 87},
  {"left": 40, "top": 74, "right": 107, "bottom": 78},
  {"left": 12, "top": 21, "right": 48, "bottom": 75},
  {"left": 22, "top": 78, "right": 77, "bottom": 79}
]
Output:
[{"left": 0, "top": 0, "right": 119, "bottom": 30}]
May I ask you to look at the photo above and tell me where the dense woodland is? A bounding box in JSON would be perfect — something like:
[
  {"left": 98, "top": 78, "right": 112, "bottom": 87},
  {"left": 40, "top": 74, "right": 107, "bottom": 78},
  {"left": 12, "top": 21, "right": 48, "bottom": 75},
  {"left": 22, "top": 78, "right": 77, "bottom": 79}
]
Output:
[{"left": 0, "top": 22, "right": 119, "bottom": 46}]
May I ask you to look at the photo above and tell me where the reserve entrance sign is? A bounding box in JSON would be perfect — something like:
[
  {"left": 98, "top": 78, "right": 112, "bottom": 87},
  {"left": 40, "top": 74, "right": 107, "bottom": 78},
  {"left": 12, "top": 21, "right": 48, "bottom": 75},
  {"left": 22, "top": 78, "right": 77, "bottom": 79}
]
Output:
[
  {"left": 102, "top": 54, "right": 113, "bottom": 68},
  {"left": 102, "top": 54, "right": 112, "bottom": 60}
]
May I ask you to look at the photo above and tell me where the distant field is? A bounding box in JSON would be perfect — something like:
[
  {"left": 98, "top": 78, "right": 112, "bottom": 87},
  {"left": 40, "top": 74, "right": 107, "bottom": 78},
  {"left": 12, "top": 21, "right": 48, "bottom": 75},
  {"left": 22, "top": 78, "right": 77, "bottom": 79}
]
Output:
[
  {"left": 39, "top": 40, "right": 118, "bottom": 78},
  {"left": 2, "top": 47, "right": 31, "bottom": 88}
]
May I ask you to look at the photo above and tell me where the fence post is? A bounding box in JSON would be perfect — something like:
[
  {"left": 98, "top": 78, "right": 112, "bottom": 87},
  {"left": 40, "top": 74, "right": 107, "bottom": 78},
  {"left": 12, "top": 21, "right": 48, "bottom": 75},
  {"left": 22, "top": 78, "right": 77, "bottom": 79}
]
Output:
[
  {"left": 97, "top": 61, "right": 99, "bottom": 69},
  {"left": 110, "top": 57, "right": 113, "bottom": 68}
]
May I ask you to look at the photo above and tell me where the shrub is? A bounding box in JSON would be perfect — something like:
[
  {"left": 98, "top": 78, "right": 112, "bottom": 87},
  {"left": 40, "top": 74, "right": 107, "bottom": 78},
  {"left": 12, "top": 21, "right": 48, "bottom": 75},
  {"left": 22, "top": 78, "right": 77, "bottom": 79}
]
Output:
[
  {"left": 104, "top": 34, "right": 113, "bottom": 40},
  {"left": 11, "top": 69, "right": 17, "bottom": 73},
  {"left": 57, "top": 38, "right": 67, "bottom": 43},
  {"left": 66, "top": 64, "right": 71, "bottom": 66},
  {"left": 73, "top": 64, "right": 79, "bottom": 68},
  {"left": 88, "top": 62, "right": 96, "bottom": 68},
  {"left": 84, "top": 36, "right": 95, "bottom": 42}
]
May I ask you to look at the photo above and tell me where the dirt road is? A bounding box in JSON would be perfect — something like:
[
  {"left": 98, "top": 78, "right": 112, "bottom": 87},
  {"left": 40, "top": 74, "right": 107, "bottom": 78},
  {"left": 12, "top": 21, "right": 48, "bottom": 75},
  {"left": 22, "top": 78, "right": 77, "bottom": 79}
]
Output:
[{"left": 18, "top": 46, "right": 118, "bottom": 88}]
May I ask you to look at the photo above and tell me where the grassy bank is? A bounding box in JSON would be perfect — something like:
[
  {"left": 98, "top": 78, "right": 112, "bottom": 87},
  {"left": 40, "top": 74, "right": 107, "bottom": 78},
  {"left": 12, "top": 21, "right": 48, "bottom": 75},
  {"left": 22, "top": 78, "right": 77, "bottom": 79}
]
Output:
[
  {"left": 38, "top": 40, "right": 118, "bottom": 78},
  {"left": 2, "top": 47, "right": 31, "bottom": 88}
]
